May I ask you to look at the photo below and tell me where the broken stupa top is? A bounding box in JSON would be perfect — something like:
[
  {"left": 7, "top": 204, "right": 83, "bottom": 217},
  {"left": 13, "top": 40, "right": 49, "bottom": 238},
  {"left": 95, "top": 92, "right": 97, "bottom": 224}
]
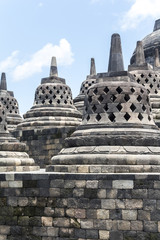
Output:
[
  {"left": 0, "top": 101, "right": 39, "bottom": 172},
  {"left": 47, "top": 33, "right": 160, "bottom": 174},
  {"left": 0, "top": 73, "right": 22, "bottom": 131},
  {"left": 17, "top": 57, "right": 81, "bottom": 129},
  {"left": 73, "top": 58, "right": 97, "bottom": 114},
  {"left": 130, "top": 19, "right": 160, "bottom": 67}
]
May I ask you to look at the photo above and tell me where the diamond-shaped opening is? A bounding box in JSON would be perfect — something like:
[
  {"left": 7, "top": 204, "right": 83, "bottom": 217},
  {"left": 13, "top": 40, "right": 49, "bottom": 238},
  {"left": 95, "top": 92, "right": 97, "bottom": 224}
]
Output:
[
  {"left": 49, "top": 90, "right": 52, "bottom": 94},
  {"left": 150, "top": 83, "right": 153, "bottom": 89},
  {"left": 153, "top": 78, "right": 156, "bottom": 82},
  {"left": 138, "top": 113, "right": 143, "bottom": 121},
  {"left": 0, "top": 117, "right": 2, "bottom": 122},
  {"left": 104, "top": 103, "right": 108, "bottom": 112},
  {"left": 60, "top": 95, "right": 63, "bottom": 99},
  {"left": 63, "top": 91, "right": 66, "bottom": 94},
  {"left": 142, "top": 105, "right": 146, "bottom": 111},
  {"left": 42, "top": 90, "right": 45, "bottom": 94},
  {"left": 98, "top": 95, "right": 104, "bottom": 102},
  {"left": 110, "top": 95, "right": 116, "bottom": 102},
  {"left": 89, "top": 83, "right": 91, "bottom": 86},
  {"left": 141, "top": 73, "right": 144, "bottom": 78},
  {"left": 155, "top": 74, "right": 158, "bottom": 77},
  {"left": 53, "top": 86, "right": 56, "bottom": 90},
  {"left": 85, "top": 87, "right": 88, "bottom": 90},
  {"left": 42, "top": 100, "right": 45, "bottom": 104},
  {"left": 93, "top": 88, "right": 98, "bottom": 95},
  {"left": 88, "top": 96, "right": 92, "bottom": 103},
  {"left": 6, "top": 106, "right": 9, "bottom": 109},
  {"left": 67, "top": 96, "right": 69, "bottom": 99},
  {"left": 46, "top": 86, "right": 49, "bottom": 89},
  {"left": 137, "top": 95, "right": 142, "bottom": 102},
  {"left": 145, "top": 78, "right": 149, "bottom": 83},
  {"left": 124, "top": 112, "right": 131, "bottom": 121},
  {"left": 103, "top": 86, "right": 109, "bottom": 94},
  {"left": 158, "top": 84, "right": 160, "bottom": 88},
  {"left": 49, "top": 99, "right": 52, "bottom": 104},
  {"left": 130, "top": 103, "right": 136, "bottom": 112},
  {"left": 155, "top": 89, "right": 158, "bottom": 94},
  {"left": 134, "top": 74, "right": 136, "bottom": 77},
  {"left": 130, "top": 88, "right": 135, "bottom": 93},
  {"left": 146, "top": 96, "right": 149, "bottom": 103},
  {"left": 148, "top": 73, "right": 152, "bottom": 77},
  {"left": 57, "top": 90, "right": 60, "bottom": 94},
  {"left": 64, "top": 100, "right": 67, "bottom": 104},
  {"left": 60, "top": 86, "right": 62, "bottom": 90},
  {"left": 92, "top": 81, "right": 95, "bottom": 83},
  {"left": 9, "top": 110, "right": 12, "bottom": 113},
  {"left": 87, "top": 115, "right": 90, "bottom": 121},
  {"left": 117, "top": 103, "right": 122, "bottom": 112},
  {"left": 57, "top": 99, "right": 60, "bottom": 104},
  {"left": 116, "top": 86, "right": 123, "bottom": 94},
  {"left": 92, "top": 105, "right": 97, "bottom": 112},
  {"left": 137, "top": 79, "right": 140, "bottom": 83},
  {"left": 148, "top": 116, "right": 151, "bottom": 121},
  {"left": 108, "top": 113, "right": 116, "bottom": 122},
  {"left": 45, "top": 95, "right": 48, "bottom": 99},
  {"left": 140, "top": 89, "right": 144, "bottom": 94},
  {"left": 147, "top": 89, "right": 150, "bottom": 94},
  {"left": 96, "top": 113, "right": 101, "bottom": 121},
  {"left": 124, "top": 94, "right": 130, "bottom": 102},
  {"left": 53, "top": 95, "right": 56, "bottom": 99}
]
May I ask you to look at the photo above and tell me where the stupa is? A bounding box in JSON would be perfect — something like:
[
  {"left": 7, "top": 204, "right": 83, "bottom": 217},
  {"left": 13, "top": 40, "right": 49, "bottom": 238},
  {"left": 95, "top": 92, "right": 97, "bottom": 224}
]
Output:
[
  {"left": 73, "top": 58, "right": 97, "bottom": 114},
  {"left": 129, "top": 41, "right": 160, "bottom": 127},
  {"left": 0, "top": 101, "right": 39, "bottom": 172},
  {"left": 131, "top": 19, "right": 160, "bottom": 67},
  {"left": 47, "top": 33, "right": 160, "bottom": 173},
  {"left": 14, "top": 57, "right": 82, "bottom": 167},
  {"left": 0, "top": 73, "right": 22, "bottom": 131}
]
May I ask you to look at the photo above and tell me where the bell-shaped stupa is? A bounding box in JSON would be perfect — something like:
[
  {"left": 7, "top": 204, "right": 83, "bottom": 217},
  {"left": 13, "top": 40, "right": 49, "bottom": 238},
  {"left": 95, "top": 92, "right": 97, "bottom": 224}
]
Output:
[
  {"left": 0, "top": 73, "right": 22, "bottom": 131},
  {"left": 14, "top": 57, "right": 81, "bottom": 167},
  {"left": 47, "top": 34, "right": 160, "bottom": 173},
  {"left": 0, "top": 101, "right": 39, "bottom": 172},
  {"left": 128, "top": 41, "right": 160, "bottom": 127},
  {"left": 73, "top": 58, "right": 97, "bottom": 114}
]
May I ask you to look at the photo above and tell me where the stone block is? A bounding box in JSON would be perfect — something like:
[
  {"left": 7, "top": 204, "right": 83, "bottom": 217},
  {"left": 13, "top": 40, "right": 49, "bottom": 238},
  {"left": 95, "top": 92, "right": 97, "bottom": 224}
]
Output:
[
  {"left": 101, "top": 199, "right": 115, "bottom": 209},
  {"left": 81, "top": 220, "right": 93, "bottom": 229},
  {"left": 64, "top": 180, "right": 75, "bottom": 188},
  {"left": 125, "top": 199, "right": 143, "bottom": 209},
  {"left": 73, "top": 188, "right": 84, "bottom": 197},
  {"left": 144, "top": 221, "right": 157, "bottom": 232},
  {"left": 110, "top": 209, "right": 122, "bottom": 220},
  {"left": 49, "top": 188, "right": 60, "bottom": 197},
  {"left": 0, "top": 225, "right": 10, "bottom": 234},
  {"left": 97, "top": 189, "right": 106, "bottom": 199},
  {"left": 86, "top": 229, "right": 98, "bottom": 239},
  {"left": 50, "top": 179, "right": 64, "bottom": 188},
  {"left": 97, "top": 209, "right": 109, "bottom": 219},
  {"left": 18, "top": 197, "right": 29, "bottom": 206},
  {"left": 8, "top": 181, "right": 22, "bottom": 188},
  {"left": 99, "top": 230, "right": 109, "bottom": 239},
  {"left": 110, "top": 231, "right": 123, "bottom": 240},
  {"left": 131, "top": 220, "right": 143, "bottom": 231},
  {"left": 118, "top": 220, "right": 131, "bottom": 230},
  {"left": 75, "top": 180, "right": 86, "bottom": 188},
  {"left": 7, "top": 197, "right": 18, "bottom": 207},
  {"left": 113, "top": 180, "right": 133, "bottom": 189},
  {"left": 94, "top": 219, "right": 107, "bottom": 230},
  {"left": 41, "top": 217, "right": 53, "bottom": 227},
  {"left": 115, "top": 199, "right": 125, "bottom": 209},
  {"left": 75, "top": 209, "right": 86, "bottom": 219},
  {"left": 87, "top": 209, "right": 97, "bottom": 219},
  {"left": 138, "top": 210, "right": 150, "bottom": 221},
  {"left": 86, "top": 180, "right": 98, "bottom": 188},
  {"left": 122, "top": 210, "right": 137, "bottom": 220},
  {"left": 143, "top": 199, "right": 156, "bottom": 210},
  {"left": 53, "top": 218, "right": 70, "bottom": 227}
]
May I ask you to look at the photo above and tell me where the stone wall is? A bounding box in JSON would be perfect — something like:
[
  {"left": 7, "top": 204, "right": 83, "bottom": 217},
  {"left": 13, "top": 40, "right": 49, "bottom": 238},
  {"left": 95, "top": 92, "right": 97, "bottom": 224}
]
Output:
[
  {"left": 0, "top": 173, "right": 160, "bottom": 240},
  {"left": 13, "top": 127, "right": 75, "bottom": 168}
]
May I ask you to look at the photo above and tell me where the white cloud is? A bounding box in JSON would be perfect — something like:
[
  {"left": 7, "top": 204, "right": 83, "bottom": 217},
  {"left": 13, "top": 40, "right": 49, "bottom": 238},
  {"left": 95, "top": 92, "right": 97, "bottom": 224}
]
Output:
[
  {"left": 121, "top": 0, "right": 160, "bottom": 30},
  {"left": 0, "top": 51, "right": 19, "bottom": 72},
  {"left": 12, "top": 39, "right": 74, "bottom": 81}
]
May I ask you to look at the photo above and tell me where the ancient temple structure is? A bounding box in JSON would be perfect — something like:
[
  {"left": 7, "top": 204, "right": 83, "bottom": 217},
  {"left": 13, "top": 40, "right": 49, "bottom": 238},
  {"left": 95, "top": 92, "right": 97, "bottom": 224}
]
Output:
[
  {"left": 73, "top": 58, "right": 97, "bottom": 114},
  {"left": 0, "top": 101, "right": 39, "bottom": 171},
  {"left": 47, "top": 33, "right": 160, "bottom": 173},
  {"left": 13, "top": 57, "right": 82, "bottom": 167},
  {"left": 0, "top": 73, "right": 22, "bottom": 131},
  {"left": 131, "top": 19, "right": 160, "bottom": 67}
]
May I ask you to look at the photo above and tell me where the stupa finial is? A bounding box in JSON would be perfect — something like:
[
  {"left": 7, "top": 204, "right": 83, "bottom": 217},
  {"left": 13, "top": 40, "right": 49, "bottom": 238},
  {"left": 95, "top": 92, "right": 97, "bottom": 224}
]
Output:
[
  {"left": 108, "top": 33, "right": 124, "bottom": 72},
  {"left": 154, "top": 48, "right": 160, "bottom": 67},
  {"left": 90, "top": 58, "right": 96, "bottom": 75},
  {"left": 50, "top": 57, "right": 58, "bottom": 77},
  {"left": 1, "top": 72, "right": 7, "bottom": 90},
  {"left": 135, "top": 41, "right": 145, "bottom": 65},
  {"left": 153, "top": 19, "right": 160, "bottom": 32}
]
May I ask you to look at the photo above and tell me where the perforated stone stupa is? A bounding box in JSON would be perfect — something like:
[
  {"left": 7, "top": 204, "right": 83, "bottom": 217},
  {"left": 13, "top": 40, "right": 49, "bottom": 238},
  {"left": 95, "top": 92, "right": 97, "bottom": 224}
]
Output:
[
  {"left": 73, "top": 58, "right": 97, "bottom": 114},
  {"left": 0, "top": 101, "right": 39, "bottom": 172},
  {"left": 47, "top": 33, "right": 160, "bottom": 173},
  {"left": 14, "top": 57, "right": 81, "bottom": 167},
  {"left": 131, "top": 19, "right": 160, "bottom": 67},
  {"left": 0, "top": 73, "right": 22, "bottom": 131},
  {"left": 129, "top": 41, "right": 160, "bottom": 127}
]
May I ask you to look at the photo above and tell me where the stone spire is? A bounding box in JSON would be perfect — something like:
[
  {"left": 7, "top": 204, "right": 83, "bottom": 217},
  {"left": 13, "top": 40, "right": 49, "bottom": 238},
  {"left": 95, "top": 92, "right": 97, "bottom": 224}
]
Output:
[
  {"left": 108, "top": 33, "right": 124, "bottom": 72},
  {"left": 154, "top": 48, "right": 160, "bottom": 67},
  {"left": 135, "top": 41, "right": 145, "bottom": 65},
  {"left": 90, "top": 58, "right": 96, "bottom": 75},
  {"left": 153, "top": 19, "right": 160, "bottom": 32},
  {"left": 1, "top": 72, "right": 7, "bottom": 90},
  {"left": 50, "top": 56, "right": 58, "bottom": 77}
]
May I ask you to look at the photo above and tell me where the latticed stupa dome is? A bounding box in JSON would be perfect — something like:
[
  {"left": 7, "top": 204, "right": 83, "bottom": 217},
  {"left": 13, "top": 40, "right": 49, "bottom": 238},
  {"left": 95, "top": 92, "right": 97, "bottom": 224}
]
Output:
[
  {"left": 0, "top": 73, "right": 22, "bottom": 131},
  {"left": 74, "top": 58, "right": 97, "bottom": 114},
  {"left": 0, "top": 101, "right": 39, "bottom": 172},
  {"left": 130, "top": 19, "right": 160, "bottom": 67},
  {"left": 47, "top": 33, "right": 160, "bottom": 173}
]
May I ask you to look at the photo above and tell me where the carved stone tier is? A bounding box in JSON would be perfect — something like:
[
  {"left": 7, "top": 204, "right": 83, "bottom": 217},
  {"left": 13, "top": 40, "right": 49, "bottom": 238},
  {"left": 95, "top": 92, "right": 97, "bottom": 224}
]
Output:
[{"left": 0, "top": 73, "right": 22, "bottom": 131}]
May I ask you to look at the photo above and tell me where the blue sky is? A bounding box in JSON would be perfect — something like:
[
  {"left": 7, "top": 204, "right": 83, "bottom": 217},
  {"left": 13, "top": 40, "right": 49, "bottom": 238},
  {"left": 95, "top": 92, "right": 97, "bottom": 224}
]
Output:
[{"left": 0, "top": 0, "right": 160, "bottom": 115}]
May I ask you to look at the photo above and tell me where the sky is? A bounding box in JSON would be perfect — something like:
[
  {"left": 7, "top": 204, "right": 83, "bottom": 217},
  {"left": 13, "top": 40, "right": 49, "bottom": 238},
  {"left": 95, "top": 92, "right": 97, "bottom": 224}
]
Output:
[{"left": 0, "top": 0, "right": 160, "bottom": 115}]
